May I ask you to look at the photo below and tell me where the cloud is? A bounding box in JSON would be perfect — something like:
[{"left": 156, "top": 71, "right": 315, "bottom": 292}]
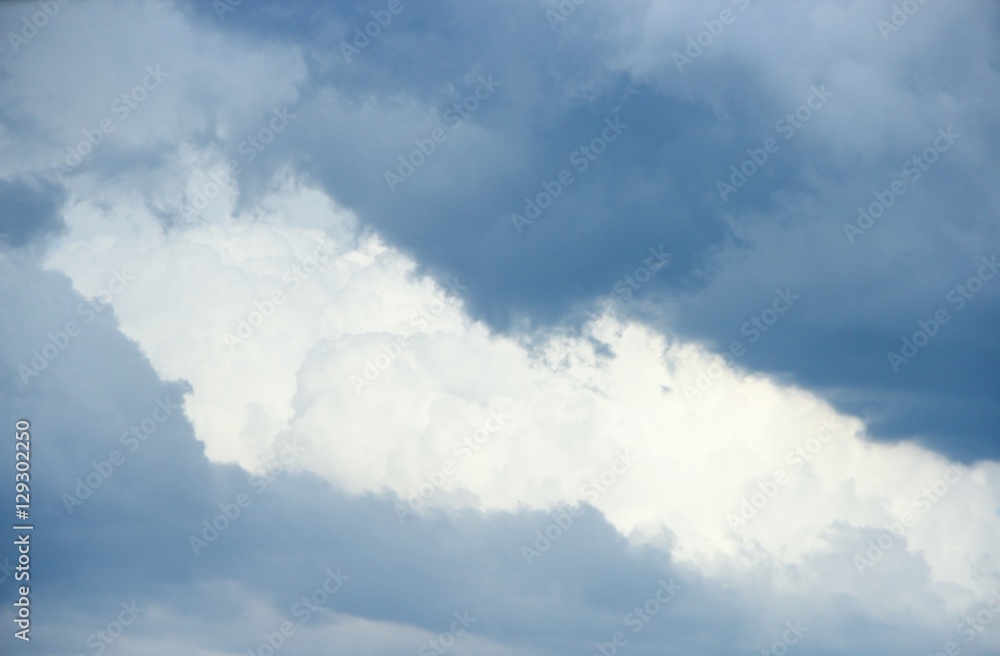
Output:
[
  {"left": 153, "top": 0, "right": 1000, "bottom": 459},
  {"left": 0, "top": 176, "right": 66, "bottom": 247},
  {"left": 2, "top": 250, "right": 999, "bottom": 654},
  {"left": 30, "top": 165, "right": 1000, "bottom": 654},
  {"left": 3, "top": 1, "right": 1000, "bottom": 654}
]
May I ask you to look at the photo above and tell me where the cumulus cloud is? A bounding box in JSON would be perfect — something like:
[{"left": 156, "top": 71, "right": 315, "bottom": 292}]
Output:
[
  {"left": 42, "top": 172, "right": 1000, "bottom": 599},
  {"left": 192, "top": 0, "right": 1000, "bottom": 460},
  {"left": 2, "top": 1, "right": 999, "bottom": 654}
]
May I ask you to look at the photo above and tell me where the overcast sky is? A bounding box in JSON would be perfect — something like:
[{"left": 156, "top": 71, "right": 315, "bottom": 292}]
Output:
[{"left": 2, "top": 1, "right": 1000, "bottom": 654}]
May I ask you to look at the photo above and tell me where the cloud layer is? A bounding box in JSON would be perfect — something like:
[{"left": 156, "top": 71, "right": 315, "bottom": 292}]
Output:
[{"left": 1, "top": 1, "right": 999, "bottom": 654}]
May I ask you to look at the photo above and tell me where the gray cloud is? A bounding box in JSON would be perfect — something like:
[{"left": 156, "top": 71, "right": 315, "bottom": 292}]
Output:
[
  {"left": 176, "top": 0, "right": 1000, "bottom": 461},
  {"left": 0, "top": 177, "right": 65, "bottom": 248},
  {"left": 2, "top": 2, "right": 1000, "bottom": 653}
]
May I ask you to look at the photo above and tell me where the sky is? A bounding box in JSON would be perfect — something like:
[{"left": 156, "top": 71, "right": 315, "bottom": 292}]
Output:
[{"left": 1, "top": 0, "right": 999, "bottom": 654}]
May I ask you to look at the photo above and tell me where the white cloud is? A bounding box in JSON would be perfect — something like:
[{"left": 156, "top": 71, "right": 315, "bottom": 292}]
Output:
[
  {"left": 6, "top": 2, "right": 1000, "bottom": 651},
  {"left": 45, "top": 167, "right": 1000, "bottom": 617}
]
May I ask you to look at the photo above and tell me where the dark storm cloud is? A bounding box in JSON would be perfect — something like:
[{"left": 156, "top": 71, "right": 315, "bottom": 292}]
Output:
[
  {"left": 188, "top": 0, "right": 1000, "bottom": 461},
  {"left": 0, "top": 177, "right": 65, "bottom": 248},
  {"left": 4, "top": 0, "right": 997, "bottom": 458}
]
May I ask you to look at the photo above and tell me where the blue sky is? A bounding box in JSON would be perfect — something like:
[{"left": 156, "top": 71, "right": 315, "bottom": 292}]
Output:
[{"left": 1, "top": 1, "right": 1000, "bottom": 654}]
